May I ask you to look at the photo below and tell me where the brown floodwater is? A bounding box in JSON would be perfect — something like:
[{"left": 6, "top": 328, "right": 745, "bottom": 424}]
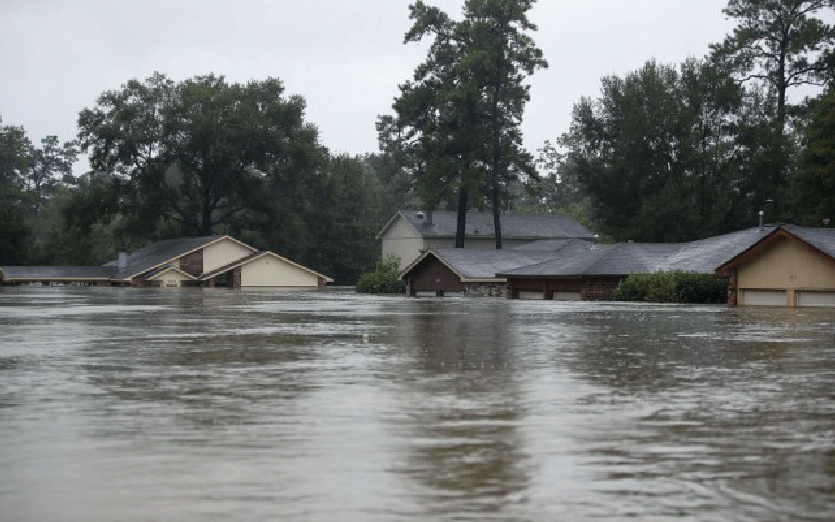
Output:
[{"left": 0, "top": 287, "right": 833, "bottom": 521}]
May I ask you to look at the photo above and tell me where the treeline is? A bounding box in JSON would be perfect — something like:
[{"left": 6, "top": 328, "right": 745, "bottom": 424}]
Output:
[
  {"left": 545, "top": 0, "right": 835, "bottom": 242},
  {"left": 0, "top": 74, "right": 414, "bottom": 283},
  {"left": 1, "top": 0, "right": 834, "bottom": 283}
]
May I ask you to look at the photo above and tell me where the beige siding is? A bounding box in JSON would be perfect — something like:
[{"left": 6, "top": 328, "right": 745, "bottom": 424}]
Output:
[
  {"left": 202, "top": 238, "right": 254, "bottom": 273},
  {"left": 381, "top": 217, "right": 425, "bottom": 270},
  {"left": 738, "top": 238, "right": 835, "bottom": 290},
  {"left": 384, "top": 238, "right": 425, "bottom": 270},
  {"left": 240, "top": 255, "right": 319, "bottom": 287},
  {"left": 148, "top": 268, "right": 192, "bottom": 288}
]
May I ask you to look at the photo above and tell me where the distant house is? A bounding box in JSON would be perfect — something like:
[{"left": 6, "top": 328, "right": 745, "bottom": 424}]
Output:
[
  {"left": 0, "top": 235, "right": 333, "bottom": 289},
  {"left": 376, "top": 210, "right": 595, "bottom": 269},
  {"left": 499, "top": 227, "right": 773, "bottom": 301}
]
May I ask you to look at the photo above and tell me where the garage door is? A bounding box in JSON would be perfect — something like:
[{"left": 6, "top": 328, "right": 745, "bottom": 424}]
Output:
[
  {"left": 796, "top": 291, "right": 835, "bottom": 308},
  {"left": 741, "top": 289, "right": 787, "bottom": 306},
  {"left": 518, "top": 290, "right": 545, "bottom": 300},
  {"left": 552, "top": 291, "right": 582, "bottom": 301}
]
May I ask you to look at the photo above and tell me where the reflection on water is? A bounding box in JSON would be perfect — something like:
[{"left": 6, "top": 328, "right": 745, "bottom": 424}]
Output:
[{"left": 0, "top": 288, "right": 834, "bottom": 521}]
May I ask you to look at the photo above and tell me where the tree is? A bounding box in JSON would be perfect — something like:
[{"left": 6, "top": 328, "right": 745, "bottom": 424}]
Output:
[
  {"left": 25, "top": 135, "right": 78, "bottom": 216},
  {"left": 793, "top": 88, "right": 835, "bottom": 225},
  {"left": 712, "top": 0, "right": 835, "bottom": 133},
  {"left": 78, "top": 73, "right": 321, "bottom": 237},
  {"left": 0, "top": 117, "right": 32, "bottom": 264},
  {"left": 560, "top": 59, "right": 757, "bottom": 242},
  {"left": 381, "top": 0, "right": 545, "bottom": 249},
  {"left": 460, "top": 0, "right": 546, "bottom": 248}
]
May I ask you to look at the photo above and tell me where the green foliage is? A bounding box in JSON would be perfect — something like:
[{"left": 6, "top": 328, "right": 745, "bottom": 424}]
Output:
[
  {"left": 380, "top": 0, "right": 546, "bottom": 248},
  {"left": 613, "top": 272, "right": 729, "bottom": 304},
  {"left": 711, "top": 0, "right": 835, "bottom": 131},
  {"left": 793, "top": 88, "right": 835, "bottom": 226},
  {"left": 355, "top": 255, "right": 406, "bottom": 294},
  {"left": 78, "top": 72, "right": 321, "bottom": 237}
]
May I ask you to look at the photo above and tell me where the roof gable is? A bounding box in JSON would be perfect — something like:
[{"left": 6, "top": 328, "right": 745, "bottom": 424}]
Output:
[
  {"left": 110, "top": 235, "right": 257, "bottom": 280},
  {"left": 716, "top": 226, "right": 835, "bottom": 276},
  {"left": 199, "top": 251, "right": 334, "bottom": 283}
]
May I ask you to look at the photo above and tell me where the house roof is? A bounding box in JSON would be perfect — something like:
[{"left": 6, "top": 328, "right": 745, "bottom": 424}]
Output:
[
  {"left": 199, "top": 251, "right": 334, "bottom": 283},
  {"left": 144, "top": 265, "right": 197, "bottom": 281},
  {"left": 106, "top": 235, "right": 256, "bottom": 280},
  {"left": 376, "top": 210, "right": 594, "bottom": 240},
  {"left": 658, "top": 226, "right": 775, "bottom": 273},
  {"left": 716, "top": 225, "right": 835, "bottom": 275},
  {"left": 499, "top": 242, "right": 684, "bottom": 278},
  {"left": 402, "top": 248, "right": 572, "bottom": 282},
  {"left": 510, "top": 238, "right": 593, "bottom": 251},
  {"left": 0, "top": 265, "right": 118, "bottom": 281}
]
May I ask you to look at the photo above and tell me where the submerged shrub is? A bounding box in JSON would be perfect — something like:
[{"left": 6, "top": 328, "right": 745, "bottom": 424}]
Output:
[
  {"left": 356, "top": 254, "right": 405, "bottom": 294},
  {"left": 613, "top": 271, "right": 727, "bottom": 304}
]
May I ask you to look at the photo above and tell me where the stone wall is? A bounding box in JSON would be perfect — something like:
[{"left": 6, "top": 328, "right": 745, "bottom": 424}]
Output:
[{"left": 464, "top": 282, "right": 508, "bottom": 298}]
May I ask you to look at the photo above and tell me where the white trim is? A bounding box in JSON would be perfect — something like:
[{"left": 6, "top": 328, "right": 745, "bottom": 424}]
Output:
[
  {"left": 114, "top": 235, "right": 257, "bottom": 281},
  {"left": 145, "top": 266, "right": 197, "bottom": 281},
  {"left": 375, "top": 211, "right": 422, "bottom": 240},
  {"left": 201, "top": 251, "right": 334, "bottom": 283}
]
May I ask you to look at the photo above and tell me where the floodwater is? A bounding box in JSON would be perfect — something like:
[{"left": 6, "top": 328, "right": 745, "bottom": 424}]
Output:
[{"left": 0, "top": 288, "right": 833, "bottom": 522}]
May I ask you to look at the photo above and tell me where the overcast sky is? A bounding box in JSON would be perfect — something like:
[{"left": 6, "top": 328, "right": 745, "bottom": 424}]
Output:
[{"left": 1, "top": 0, "right": 736, "bottom": 171}]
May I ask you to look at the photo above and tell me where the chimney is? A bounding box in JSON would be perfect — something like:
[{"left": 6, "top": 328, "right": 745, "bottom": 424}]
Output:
[
  {"left": 118, "top": 252, "right": 128, "bottom": 269},
  {"left": 426, "top": 210, "right": 433, "bottom": 226}
]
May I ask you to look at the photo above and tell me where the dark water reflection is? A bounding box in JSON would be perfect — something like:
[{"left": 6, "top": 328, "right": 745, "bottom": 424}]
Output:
[{"left": 0, "top": 288, "right": 833, "bottom": 521}]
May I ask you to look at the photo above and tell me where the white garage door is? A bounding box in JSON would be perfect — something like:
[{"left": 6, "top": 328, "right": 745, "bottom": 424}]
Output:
[
  {"left": 741, "top": 289, "right": 787, "bottom": 306},
  {"left": 796, "top": 291, "right": 835, "bottom": 308},
  {"left": 552, "top": 291, "right": 582, "bottom": 301},
  {"left": 518, "top": 290, "right": 545, "bottom": 300}
]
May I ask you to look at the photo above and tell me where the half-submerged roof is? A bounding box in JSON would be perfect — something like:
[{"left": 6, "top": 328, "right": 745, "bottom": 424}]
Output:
[
  {"left": 106, "top": 235, "right": 254, "bottom": 280},
  {"left": 199, "top": 251, "right": 334, "bottom": 283},
  {"left": 658, "top": 226, "right": 775, "bottom": 273},
  {"left": 499, "top": 242, "right": 684, "bottom": 278},
  {"left": 377, "top": 210, "right": 594, "bottom": 240},
  {"left": 402, "top": 248, "right": 571, "bottom": 282},
  {"left": 0, "top": 266, "right": 118, "bottom": 281}
]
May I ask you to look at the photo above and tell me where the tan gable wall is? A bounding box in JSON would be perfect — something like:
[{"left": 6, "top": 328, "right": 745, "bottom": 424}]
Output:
[
  {"left": 148, "top": 268, "right": 192, "bottom": 287},
  {"left": 240, "top": 256, "right": 319, "bottom": 287},
  {"left": 738, "top": 237, "right": 835, "bottom": 292},
  {"left": 381, "top": 217, "right": 425, "bottom": 270},
  {"left": 202, "top": 239, "right": 254, "bottom": 273}
]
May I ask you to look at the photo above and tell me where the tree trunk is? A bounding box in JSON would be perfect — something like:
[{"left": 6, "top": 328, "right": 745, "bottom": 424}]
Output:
[
  {"left": 455, "top": 188, "right": 468, "bottom": 248},
  {"left": 491, "top": 86, "right": 503, "bottom": 250}
]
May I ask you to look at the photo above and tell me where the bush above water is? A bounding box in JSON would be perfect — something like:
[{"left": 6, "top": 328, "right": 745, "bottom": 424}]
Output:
[
  {"left": 356, "top": 255, "right": 406, "bottom": 294},
  {"left": 613, "top": 271, "right": 728, "bottom": 304}
]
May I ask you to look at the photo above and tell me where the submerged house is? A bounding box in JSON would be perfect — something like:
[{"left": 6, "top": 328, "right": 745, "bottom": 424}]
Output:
[
  {"left": 402, "top": 224, "right": 835, "bottom": 307},
  {"left": 715, "top": 225, "right": 835, "bottom": 307},
  {"left": 0, "top": 235, "right": 333, "bottom": 289},
  {"left": 377, "top": 210, "right": 595, "bottom": 269}
]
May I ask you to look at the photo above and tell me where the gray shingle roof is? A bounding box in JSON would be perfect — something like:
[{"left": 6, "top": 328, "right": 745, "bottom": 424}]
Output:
[
  {"left": 416, "top": 249, "right": 571, "bottom": 280},
  {"left": 510, "top": 238, "right": 592, "bottom": 251},
  {"left": 0, "top": 266, "right": 118, "bottom": 281},
  {"left": 787, "top": 225, "right": 835, "bottom": 259},
  {"left": 500, "top": 242, "right": 684, "bottom": 277},
  {"left": 107, "top": 235, "right": 222, "bottom": 279},
  {"left": 381, "top": 210, "right": 594, "bottom": 240},
  {"left": 658, "top": 227, "right": 775, "bottom": 273}
]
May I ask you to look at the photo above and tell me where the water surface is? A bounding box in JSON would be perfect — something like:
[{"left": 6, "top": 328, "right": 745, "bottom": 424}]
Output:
[{"left": 1, "top": 288, "right": 833, "bottom": 521}]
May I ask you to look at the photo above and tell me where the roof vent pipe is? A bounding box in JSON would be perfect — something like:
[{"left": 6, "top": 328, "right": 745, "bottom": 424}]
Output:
[
  {"left": 118, "top": 252, "right": 128, "bottom": 269},
  {"left": 759, "top": 210, "right": 764, "bottom": 231}
]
